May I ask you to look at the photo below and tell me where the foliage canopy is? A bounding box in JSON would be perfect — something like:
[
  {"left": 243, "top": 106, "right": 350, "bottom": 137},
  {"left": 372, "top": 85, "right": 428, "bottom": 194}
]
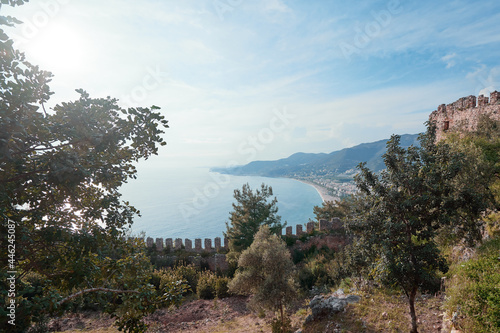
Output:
[
  {"left": 229, "top": 225, "right": 297, "bottom": 332},
  {"left": 349, "top": 124, "right": 494, "bottom": 333},
  {"left": 0, "top": 3, "right": 187, "bottom": 332},
  {"left": 225, "top": 183, "right": 285, "bottom": 263}
]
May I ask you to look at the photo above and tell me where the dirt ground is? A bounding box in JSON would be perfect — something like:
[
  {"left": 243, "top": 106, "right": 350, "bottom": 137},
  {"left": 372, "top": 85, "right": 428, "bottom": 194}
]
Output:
[
  {"left": 51, "top": 296, "right": 275, "bottom": 333},
  {"left": 51, "top": 292, "right": 447, "bottom": 333}
]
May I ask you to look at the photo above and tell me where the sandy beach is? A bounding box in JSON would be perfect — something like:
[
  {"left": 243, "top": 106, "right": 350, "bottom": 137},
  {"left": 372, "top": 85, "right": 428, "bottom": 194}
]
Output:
[{"left": 294, "top": 179, "right": 338, "bottom": 203}]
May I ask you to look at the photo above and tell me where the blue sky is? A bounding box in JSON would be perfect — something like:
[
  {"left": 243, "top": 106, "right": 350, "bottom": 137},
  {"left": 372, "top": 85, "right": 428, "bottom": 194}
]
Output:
[{"left": 3, "top": 0, "right": 500, "bottom": 169}]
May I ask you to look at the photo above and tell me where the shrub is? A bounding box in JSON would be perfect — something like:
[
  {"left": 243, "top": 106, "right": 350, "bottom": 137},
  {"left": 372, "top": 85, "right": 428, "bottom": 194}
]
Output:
[
  {"left": 197, "top": 270, "right": 217, "bottom": 299},
  {"left": 215, "top": 277, "right": 230, "bottom": 299},
  {"left": 22, "top": 272, "right": 46, "bottom": 301},
  {"left": 172, "top": 263, "right": 199, "bottom": 292},
  {"left": 229, "top": 225, "right": 297, "bottom": 328},
  {"left": 445, "top": 238, "right": 500, "bottom": 333},
  {"left": 155, "top": 263, "right": 199, "bottom": 295},
  {"left": 485, "top": 212, "right": 500, "bottom": 238},
  {"left": 283, "top": 235, "right": 297, "bottom": 247},
  {"left": 149, "top": 270, "right": 163, "bottom": 290},
  {"left": 291, "top": 248, "right": 305, "bottom": 264},
  {"left": 298, "top": 266, "right": 315, "bottom": 291},
  {"left": 196, "top": 271, "right": 231, "bottom": 300}
]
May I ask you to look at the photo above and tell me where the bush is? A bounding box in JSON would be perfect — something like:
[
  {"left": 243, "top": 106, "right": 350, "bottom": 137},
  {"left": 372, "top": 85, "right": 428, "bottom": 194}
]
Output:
[
  {"left": 485, "top": 211, "right": 500, "bottom": 238},
  {"left": 215, "top": 277, "right": 230, "bottom": 298},
  {"left": 197, "top": 270, "right": 217, "bottom": 299},
  {"left": 172, "top": 263, "right": 199, "bottom": 292},
  {"left": 298, "top": 266, "right": 315, "bottom": 291},
  {"left": 154, "top": 263, "right": 199, "bottom": 295},
  {"left": 283, "top": 235, "right": 297, "bottom": 247},
  {"left": 149, "top": 270, "right": 163, "bottom": 290},
  {"left": 296, "top": 254, "right": 336, "bottom": 291},
  {"left": 196, "top": 271, "right": 230, "bottom": 300},
  {"left": 291, "top": 248, "right": 305, "bottom": 264},
  {"left": 22, "top": 272, "right": 46, "bottom": 301},
  {"left": 445, "top": 238, "right": 500, "bottom": 333}
]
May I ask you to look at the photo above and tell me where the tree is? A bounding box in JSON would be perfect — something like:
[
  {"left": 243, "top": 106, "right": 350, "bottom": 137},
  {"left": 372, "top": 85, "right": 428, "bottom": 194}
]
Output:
[
  {"left": 0, "top": 3, "right": 186, "bottom": 332},
  {"left": 229, "top": 225, "right": 297, "bottom": 333},
  {"left": 313, "top": 197, "right": 353, "bottom": 221},
  {"left": 225, "top": 183, "right": 285, "bottom": 263},
  {"left": 349, "top": 124, "right": 493, "bottom": 333},
  {"left": 443, "top": 115, "right": 500, "bottom": 238}
]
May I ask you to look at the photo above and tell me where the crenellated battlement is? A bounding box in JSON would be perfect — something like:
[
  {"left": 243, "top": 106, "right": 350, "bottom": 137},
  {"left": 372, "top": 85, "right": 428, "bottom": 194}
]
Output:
[
  {"left": 142, "top": 236, "right": 227, "bottom": 252},
  {"left": 138, "top": 218, "right": 345, "bottom": 253},
  {"left": 429, "top": 91, "right": 500, "bottom": 141}
]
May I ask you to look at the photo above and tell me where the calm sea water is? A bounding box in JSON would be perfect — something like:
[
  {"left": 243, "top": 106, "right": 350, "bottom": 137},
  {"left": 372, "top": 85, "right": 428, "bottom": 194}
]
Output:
[{"left": 120, "top": 167, "right": 323, "bottom": 240}]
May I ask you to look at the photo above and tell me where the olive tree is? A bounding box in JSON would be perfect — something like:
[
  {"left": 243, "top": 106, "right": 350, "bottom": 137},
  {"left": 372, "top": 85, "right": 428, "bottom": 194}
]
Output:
[{"left": 229, "top": 225, "right": 297, "bottom": 332}]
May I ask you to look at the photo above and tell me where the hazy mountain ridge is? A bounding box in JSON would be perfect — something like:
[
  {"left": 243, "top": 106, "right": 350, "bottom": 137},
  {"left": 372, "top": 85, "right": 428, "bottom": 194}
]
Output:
[{"left": 212, "top": 134, "right": 420, "bottom": 178}]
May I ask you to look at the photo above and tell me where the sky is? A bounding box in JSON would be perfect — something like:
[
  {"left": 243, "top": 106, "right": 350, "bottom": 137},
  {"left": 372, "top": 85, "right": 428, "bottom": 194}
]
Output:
[{"left": 3, "top": 0, "right": 500, "bottom": 169}]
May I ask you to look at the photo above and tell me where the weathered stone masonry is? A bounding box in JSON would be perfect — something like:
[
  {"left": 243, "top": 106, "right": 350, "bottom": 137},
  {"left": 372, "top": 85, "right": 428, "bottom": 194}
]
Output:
[
  {"left": 143, "top": 236, "right": 228, "bottom": 252},
  {"left": 429, "top": 91, "right": 500, "bottom": 141},
  {"left": 138, "top": 220, "right": 347, "bottom": 272},
  {"left": 142, "top": 218, "right": 345, "bottom": 253}
]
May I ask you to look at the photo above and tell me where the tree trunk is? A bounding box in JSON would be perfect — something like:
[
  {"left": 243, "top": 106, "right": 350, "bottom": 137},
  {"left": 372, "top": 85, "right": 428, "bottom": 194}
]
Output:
[{"left": 408, "top": 287, "right": 418, "bottom": 333}]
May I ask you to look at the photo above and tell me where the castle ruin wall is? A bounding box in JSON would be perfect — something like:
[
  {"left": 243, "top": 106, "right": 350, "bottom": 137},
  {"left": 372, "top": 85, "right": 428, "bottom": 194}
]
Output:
[
  {"left": 429, "top": 91, "right": 500, "bottom": 141},
  {"left": 141, "top": 218, "right": 344, "bottom": 253}
]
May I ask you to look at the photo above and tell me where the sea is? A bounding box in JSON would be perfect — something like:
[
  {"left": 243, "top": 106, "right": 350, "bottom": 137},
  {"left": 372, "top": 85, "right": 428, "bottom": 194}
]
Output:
[{"left": 120, "top": 166, "right": 323, "bottom": 240}]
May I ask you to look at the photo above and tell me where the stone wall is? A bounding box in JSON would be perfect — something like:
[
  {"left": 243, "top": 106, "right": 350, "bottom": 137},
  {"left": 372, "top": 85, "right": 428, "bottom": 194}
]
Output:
[
  {"left": 141, "top": 218, "right": 345, "bottom": 253},
  {"left": 143, "top": 236, "right": 228, "bottom": 253},
  {"left": 429, "top": 91, "right": 500, "bottom": 141}
]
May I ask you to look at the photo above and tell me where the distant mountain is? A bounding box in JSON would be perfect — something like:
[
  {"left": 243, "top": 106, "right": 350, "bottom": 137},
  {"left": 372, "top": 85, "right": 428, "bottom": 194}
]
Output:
[{"left": 212, "top": 134, "right": 420, "bottom": 178}]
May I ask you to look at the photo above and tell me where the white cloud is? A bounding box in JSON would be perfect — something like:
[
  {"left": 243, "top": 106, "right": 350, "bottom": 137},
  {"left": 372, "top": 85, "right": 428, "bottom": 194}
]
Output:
[
  {"left": 441, "top": 53, "right": 457, "bottom": 68},
  {"left": 285, "top": 80, "right": 467, "bottom": 147},
  {"left": 264, "top": 0, "right": 292, "bottom": 13},
  {"left": 5, "top": 0, "right": 500, "bottom": 169},
  {"left": 466, "top": 65, "right": 500, "bottom": 96}
]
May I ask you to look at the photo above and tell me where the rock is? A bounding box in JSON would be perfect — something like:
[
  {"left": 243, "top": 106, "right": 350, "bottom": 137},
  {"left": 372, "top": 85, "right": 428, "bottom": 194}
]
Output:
[
  {"left": 344, "top": 295, "right": 361, "bottom": 304},
  {"left": 308, "top": 295, "right": 347, "bottom": 320},
  {"left": 305, "top": 292, "right": 362, "bottom": 323},
  {"left": 333, "top": 288, "right": 345, "bottom": 296}
]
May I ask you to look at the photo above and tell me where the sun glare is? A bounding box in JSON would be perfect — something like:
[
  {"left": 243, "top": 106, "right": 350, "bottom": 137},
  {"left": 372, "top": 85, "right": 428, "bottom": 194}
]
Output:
[{"left": 21, "top": 23, "right": 88, "bottom": 74}]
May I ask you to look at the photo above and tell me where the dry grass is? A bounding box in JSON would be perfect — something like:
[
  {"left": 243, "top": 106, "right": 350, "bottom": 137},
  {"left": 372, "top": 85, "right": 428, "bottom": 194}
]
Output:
[
  {"left": 53, "top": 288, "right": 445, "bottom": 333},
  {"left": 52, "top": 296, "right": 273, "bottom": 333},
  {"left": 56, "top": 327, "right": 119, "bottom": 333},
  {"left": 301, "top": 288, "right": 445, "bottom": 333}
]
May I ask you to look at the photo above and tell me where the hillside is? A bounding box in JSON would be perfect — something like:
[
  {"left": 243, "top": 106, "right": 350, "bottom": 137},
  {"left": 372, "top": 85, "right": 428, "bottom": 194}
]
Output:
[{"left": 211, "top": 134, "right": 420, "bottom": 178}]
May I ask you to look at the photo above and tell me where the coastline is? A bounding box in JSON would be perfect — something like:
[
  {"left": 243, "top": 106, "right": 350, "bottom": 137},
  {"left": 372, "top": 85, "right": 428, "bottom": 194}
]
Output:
[{"left": 293, "top": 179, "right": 338, "bottom": 203}]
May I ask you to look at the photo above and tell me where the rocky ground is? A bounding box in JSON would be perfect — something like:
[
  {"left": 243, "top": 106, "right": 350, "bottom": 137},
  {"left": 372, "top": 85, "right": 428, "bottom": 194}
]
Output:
[
  {"left": 51, "top": 296, "right": 273, "bottom": 333},
  {"left": 51, "top": 291, "right": 447, "bottom": 333}
]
